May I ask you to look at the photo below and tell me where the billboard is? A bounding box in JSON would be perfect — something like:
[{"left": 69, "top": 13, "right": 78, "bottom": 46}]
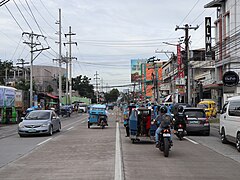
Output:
[{"left": 131, "top": 59, "right": 145, "bottom": 82}]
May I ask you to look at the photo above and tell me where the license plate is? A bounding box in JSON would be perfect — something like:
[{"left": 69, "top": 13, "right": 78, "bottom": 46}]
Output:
[
  {"left": 163, "top": 133, "right": 171, "bottom": 137},
  {"left": 28, "top": 128, "right": 36, "bottom": 132},
  {"left": 190, "top": 121, "right": 199, "bottom": 124},
  {"left": 178, "top": 129, "right": 183, "bottom": 132}
]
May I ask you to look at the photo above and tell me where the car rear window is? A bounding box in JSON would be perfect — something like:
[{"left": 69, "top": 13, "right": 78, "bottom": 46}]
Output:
[
  {"left": 184, "top": 110, "right": 206, "bottom": 118},
  {"left": 197, "top": 104, "right": 208, "bottom": 109}
]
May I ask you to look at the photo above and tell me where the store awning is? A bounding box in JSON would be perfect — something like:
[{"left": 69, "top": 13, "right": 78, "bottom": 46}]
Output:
[{"left": 46, "top": 93, "right": 58, "bottom": 99}]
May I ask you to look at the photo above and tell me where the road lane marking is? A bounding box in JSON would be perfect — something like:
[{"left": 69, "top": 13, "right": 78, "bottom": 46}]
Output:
[
  {"left": 67, "top": 127, "right": 74, "bottom": 131},
  {"left": 81, "top": 120, "right": 86, "bottom": 124},
  {"left": 37, "top": 138, "right": 52, "bottom": 146},
  {"left": 184, "top": 137, "right": 199, "bottom": 144},
  {"left": 115, "top": 122, "right": 123, "bottom": 180},
  {"left": 62, "top": 117, "right": 88, "bottom": 129}
]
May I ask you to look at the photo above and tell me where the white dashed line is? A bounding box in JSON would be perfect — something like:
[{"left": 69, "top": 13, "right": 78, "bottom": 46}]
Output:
[
  {"left": 37, "top": 138, "right": 52, "bottom": 146},
  {"left": 67, "top": 127, "right": 74, "bottom": 130},
  {"left": 184, "top": 137, "right": 199, "bottom": 144}
]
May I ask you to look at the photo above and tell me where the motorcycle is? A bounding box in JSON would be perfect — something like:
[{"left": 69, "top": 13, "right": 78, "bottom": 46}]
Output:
[
  {"left": 175, "top": 123, "right": 185, "bottom": 140},
  {"left": 158, "top": 126, "right": 172, "bottom": 157}
]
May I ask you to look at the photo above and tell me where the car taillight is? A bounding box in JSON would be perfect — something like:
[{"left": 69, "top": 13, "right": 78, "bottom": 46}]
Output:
[{"left": 204, "top": 118, "right": 209, "bottom": 126}]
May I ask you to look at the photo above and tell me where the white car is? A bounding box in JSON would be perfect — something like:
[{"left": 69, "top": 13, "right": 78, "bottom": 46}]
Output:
[{"left": 220, "top": 96, "right": 240, "bottom": 152}]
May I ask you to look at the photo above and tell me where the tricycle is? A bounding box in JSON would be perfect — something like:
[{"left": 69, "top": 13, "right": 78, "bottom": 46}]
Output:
[
  {"left": 88, "top": 104, "right": 108, "bottom": 129},
  {"left": 129, "top": 107, "right": 157, "bottom": 143}
]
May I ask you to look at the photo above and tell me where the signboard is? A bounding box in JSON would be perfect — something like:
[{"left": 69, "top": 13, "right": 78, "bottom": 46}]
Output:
[
  {"left": 205, "top": 17, "right": 212, "bottom": 57},
  {"left": 15, "top": 90, "right": 23, "bottom": 107},
  {"left": 131, "top": 59, "right": 145, "bottom": 82},
  {"left": 4, "top": 88, "right": 15, "bottom": 107},
  {"left": 0, "top": 87, "right": 4, "bottom": 107},
  {"left": 223, "top": 71, "right": 239, "bottom": 87}
]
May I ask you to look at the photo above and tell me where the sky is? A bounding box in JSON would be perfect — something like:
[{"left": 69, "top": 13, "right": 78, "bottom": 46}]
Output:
[{"left": 0, "top": 0, "right": 216, "bottom": 91}]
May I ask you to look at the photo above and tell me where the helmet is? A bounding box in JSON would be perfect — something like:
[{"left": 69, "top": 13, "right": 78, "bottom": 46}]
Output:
[
  {"left": 177, "top": 105, "right": 184, "bottom": 113},
  {"left": 160, "top": 106, "right": 168, "bottom": 114}
]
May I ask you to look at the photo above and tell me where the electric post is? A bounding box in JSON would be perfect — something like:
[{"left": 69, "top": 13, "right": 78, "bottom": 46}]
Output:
[
  {"left": 175, "top": 24, "right": 199, "bottom": 105},
  {"left": 16, "top": 59, "right": 29, "bottom": 81},
  {"left": 94, "top": 71, "right": 100, "bottom": 103},
  {"left": 64, "top": 26, "right": 77, "bottom": 105},
  {"left": 22, "top": 32, "right": 50, "bottom": 107},
  {"left": 54, "top": 8, "right": 63, "bottom": 108}
]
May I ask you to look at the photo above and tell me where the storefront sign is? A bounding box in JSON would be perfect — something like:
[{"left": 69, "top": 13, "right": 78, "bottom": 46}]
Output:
[
  {"left": 223, "top": 71, "right": 239, "bottom": 87},
  {"left": 205, "top": 17, "right": 212, "bottom": 57}
]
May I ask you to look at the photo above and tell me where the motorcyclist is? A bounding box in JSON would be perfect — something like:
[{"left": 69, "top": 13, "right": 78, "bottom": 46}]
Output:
[
  {"left": 155, "top": 105, "right": 173, "bottom": 148},
  {"left": 173, "top": 105, "right": 187, "bottom": 133}
]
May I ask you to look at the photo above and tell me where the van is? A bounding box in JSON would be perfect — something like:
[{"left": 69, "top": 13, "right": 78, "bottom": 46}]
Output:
[
  {"left": 219, "top": 96, "right": 240, "bottom": 152},
  {"left": 197, "top": 100, "right": 217, "bottom": 118}
]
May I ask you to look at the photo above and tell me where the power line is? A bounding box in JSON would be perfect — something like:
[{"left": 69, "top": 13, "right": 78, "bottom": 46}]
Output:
[
  {"left": 5, "top": 4, "right": 24, "bottom": 32},
  {"left": 12, "top": 0, "right": 33, "bottom": 32},
  {"left": 178, "top": 0, "right": 201, "bottom": 26},
  {"left": 24, "top": 0, "right": 43, "bottom": 35}
]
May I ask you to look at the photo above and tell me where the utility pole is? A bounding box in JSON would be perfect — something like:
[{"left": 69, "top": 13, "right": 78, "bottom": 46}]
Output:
[
  {"left": 94, "top": 71, "right": 100, "bottom": 103},
  {"left": 54, "top": 8, "right": 63, "bottom": 107},
  {"left": 22, "top": 32, "right": 50, "bottom": 107},
  {"left": 16, "top": 59, "right": 29, "bottom": 80},
  {"left": 175, "top": 24, "right": 199, "bottom": 105},
  {"left": 64, "top": 26, "right": 77, "bottom": 105}
]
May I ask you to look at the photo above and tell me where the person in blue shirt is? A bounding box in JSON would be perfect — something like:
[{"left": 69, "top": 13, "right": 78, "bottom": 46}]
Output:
[{"left": 155, "top": 106, "right": 173, "bottom": 148}]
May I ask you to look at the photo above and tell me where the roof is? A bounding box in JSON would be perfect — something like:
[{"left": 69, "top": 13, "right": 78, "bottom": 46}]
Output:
[
  {"left": 204, "top": 0, "right": 225, "bottom": 8},
  {"left": 227, "top": 96, "right": 240, "bottom": 101},
  {"left": 91, "top": 104, "right": 106, "bottom": 109}
]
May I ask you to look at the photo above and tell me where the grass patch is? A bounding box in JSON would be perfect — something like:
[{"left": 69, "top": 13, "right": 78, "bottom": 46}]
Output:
[{"left": 209, "top": 118, "right": 219, "bottom": 123}]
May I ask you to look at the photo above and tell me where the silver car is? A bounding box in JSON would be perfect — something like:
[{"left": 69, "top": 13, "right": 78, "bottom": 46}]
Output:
[{"left": 18, "top": 110, "right": 61, "bottom": 137}]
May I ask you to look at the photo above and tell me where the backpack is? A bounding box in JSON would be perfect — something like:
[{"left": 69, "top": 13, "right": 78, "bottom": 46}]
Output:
[{"left": 160, "top": 114, "right": 172, "bottom": 128}]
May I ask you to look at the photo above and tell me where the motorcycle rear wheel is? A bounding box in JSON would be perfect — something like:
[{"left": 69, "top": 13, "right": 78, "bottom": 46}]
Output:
[{"left": 163, "top": 138, "right": 169, "bottom": 157}]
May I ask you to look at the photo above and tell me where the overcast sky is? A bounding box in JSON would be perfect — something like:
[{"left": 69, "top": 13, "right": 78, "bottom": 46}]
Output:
[{"left": 0, "top": 0, "right": 216, "bottom": 90}]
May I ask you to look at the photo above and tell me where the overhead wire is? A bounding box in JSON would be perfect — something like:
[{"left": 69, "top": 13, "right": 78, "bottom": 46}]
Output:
[
  {"left": 4, "top": 4, "right": 24, "bottom": 32},
  {"left": 178, "top": 0, "right": 201, "bottom": 26},
  {"left": 12, "top": 0, "right": 33, "bottom": 32}
]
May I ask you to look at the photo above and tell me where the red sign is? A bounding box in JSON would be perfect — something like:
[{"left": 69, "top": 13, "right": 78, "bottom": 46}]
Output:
[{"left": 177, "top": 44, "right": 184, "bottom": 78}]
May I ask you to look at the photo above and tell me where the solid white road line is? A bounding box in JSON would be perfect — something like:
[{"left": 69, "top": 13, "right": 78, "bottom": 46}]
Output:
[
  {"left": 184, "top": 137, "right": 199, "bottom": 144},
  {"left": 115, "top": 122, "right": 123, "bottom": 180},
  {"left": 37, "top": 138, "right": 52, "bottom": 146}
]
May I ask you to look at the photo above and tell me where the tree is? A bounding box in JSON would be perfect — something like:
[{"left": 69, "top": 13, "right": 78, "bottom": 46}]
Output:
[
  {"left": 105, "top": 88, "right": 119, "bottom": 103},
  {"left": 46, "top": 85, "right": 53, "bottom": 93},
  {"left": 0, "top": 60, "right": 14, "bottom": 85},
  {"left": 72, "top": 75, "right": 95, "bottom": 100}
]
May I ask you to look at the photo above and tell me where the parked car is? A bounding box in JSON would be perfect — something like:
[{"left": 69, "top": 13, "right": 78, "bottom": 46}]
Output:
[
  {"left": 18, "top": 110, "right": 61, "bottom": 137},
  {"left": 197, "top": 100, "right": 217, "bottom": 118},
  {"left": 183, "top": 107, "right": 210, "bottom": 136},
  {"left": 60, "top": 105, "right": 72, "bottom": 117},
  {"left": 107, "top": 104, "right": 114, "bottom": 110},
  {"left": 78, "top": 103, "right": 88, "bottom": 113},
  {"left": 220, "top": 96, "right": 240, "bottom": 152}
]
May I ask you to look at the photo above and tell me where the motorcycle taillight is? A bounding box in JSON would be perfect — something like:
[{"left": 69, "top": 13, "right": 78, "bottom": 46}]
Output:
[{"left": 178, "top": 124, "right": 182, "bottom": 128}]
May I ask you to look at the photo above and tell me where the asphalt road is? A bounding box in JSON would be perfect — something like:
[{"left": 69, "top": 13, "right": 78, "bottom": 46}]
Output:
[{"left": 0, "top": 110, "right": 240, "bottom": 180}]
